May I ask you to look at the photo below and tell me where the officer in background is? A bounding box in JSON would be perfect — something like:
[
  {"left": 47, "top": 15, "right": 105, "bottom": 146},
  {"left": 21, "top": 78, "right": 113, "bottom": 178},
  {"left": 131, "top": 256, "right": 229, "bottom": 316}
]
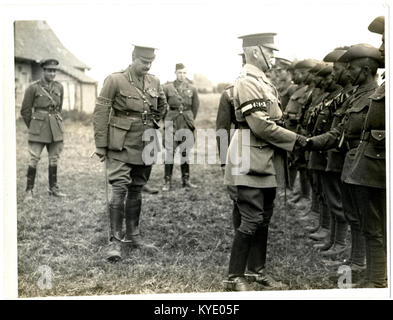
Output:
[
  {"left": 224, "top": 33, "right": 308, "bottom": 291},
  {"left": 162, "top": 63, "right": 200, "bottom": 191},
  {"left": 348, "top": 16, "right": 386, "bottom": 288},
  {"left": 93, "top": 45, "right": 167, "bottom": 262},
  {"left": 306, "top": 44, "right": 382, "bottom": 285},
  {"left": 20, "top": 58, "right": 66, "bottom": 201}
]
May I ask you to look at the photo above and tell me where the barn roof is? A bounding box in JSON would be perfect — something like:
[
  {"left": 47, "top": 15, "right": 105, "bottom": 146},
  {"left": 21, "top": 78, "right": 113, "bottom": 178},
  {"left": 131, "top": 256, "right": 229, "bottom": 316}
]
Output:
[
  {"left": 14, "top": 20, "right": 91, "bottom": 71},
  {"left": 58, "top": 65, "right": 97, "bottom": 84}
]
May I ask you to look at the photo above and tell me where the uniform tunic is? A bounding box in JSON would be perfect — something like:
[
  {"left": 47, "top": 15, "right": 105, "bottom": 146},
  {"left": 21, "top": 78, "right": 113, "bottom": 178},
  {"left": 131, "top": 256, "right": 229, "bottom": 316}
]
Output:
[
  {"left": 224, "top": 64, "right": 297, "bottom": 188},
  {"left": 21, "top": 79, "right": 64, "bottom": 143},
  {"left": 93, "top": 67, "right": 167, "bottom": 165}
]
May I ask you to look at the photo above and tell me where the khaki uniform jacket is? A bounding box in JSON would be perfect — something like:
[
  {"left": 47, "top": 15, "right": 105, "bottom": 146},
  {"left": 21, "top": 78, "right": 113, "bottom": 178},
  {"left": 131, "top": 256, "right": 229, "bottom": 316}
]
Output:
[
  {"left": 20, "top": 79, "right": 64, "bottom": 143},
  {"left": 283, "top": 84, "right": 311, "bottom": 132},
  {"left": 93, "top": 67, "right": 167, "bottom": 165},
  {"left": 347, "top": 82, "right": 385, "bottom": 188},
  {"left": 309, "top": 80, "right": 378, "bottom": 182},
  {"left": 224, "top": 64, "right": 297, "bottom": 188},
  {"left": 163, "top": 80, "right": 199, "bottom": 131}
]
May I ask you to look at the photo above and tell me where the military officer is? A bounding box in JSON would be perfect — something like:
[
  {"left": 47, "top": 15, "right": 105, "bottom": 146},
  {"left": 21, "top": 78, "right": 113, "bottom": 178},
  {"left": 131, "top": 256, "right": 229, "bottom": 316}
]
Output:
[
  {"left": 224, "top": 33, "right": 307, "bottom": 291},
  {"left": 93, "top": 45, "right": 167, "bottom": 262},
  {"left": 306, "top": 43, "right": 382, "bottom": 284},
  {"left": 162, "top": 63, "right": 200, "bottom": 191},
  {"left": 20, "top": 58, "right": 66, "bottom": 201},
  {"left": 347, "top": 16, "right": 386, "bottom": 288}
]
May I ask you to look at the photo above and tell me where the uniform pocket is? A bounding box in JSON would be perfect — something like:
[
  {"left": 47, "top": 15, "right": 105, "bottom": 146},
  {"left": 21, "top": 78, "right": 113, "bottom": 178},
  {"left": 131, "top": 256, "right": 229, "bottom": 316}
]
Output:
[
  {"left": 145, "top": 88, "right": 158, "bottom": 109},
  {"left": 108, "top": 116, "right": 133, "bottom": 151},
  {"left": 364, "top": 130, "right": 385, "bottom": 159},
  {"left": 242, "top": 144, "right": 275, "bottom": 176},
  {"left": 29, "top": 113, "right": 45, "bottom": 135},
  {"left": 119, "top": 90, "right": 140, "bottom": 112}
]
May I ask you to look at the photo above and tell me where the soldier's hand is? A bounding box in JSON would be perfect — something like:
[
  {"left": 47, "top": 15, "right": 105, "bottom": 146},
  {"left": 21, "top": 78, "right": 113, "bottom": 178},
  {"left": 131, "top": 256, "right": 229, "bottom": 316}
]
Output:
[
  {"left": 94, "top": 147, "right": 107, "bottom": 162},
  {"left": 295, "top": 134, "right": 309, "bottom": 148}
]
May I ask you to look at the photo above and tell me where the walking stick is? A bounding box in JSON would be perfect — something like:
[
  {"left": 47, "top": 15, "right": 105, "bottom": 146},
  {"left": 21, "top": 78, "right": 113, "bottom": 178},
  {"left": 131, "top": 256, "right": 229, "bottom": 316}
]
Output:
[{"left": 104, "top": 158, "right": 110, "bottom": 241}]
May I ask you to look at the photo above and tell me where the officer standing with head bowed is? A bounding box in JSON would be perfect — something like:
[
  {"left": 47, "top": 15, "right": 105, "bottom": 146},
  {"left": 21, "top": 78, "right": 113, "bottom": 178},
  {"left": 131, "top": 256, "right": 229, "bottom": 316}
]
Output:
[
  {"left": 162, "top": 63, "right": 200, "bottom": 191},
  {"left": 21, "top": 58, "right": 66, "bottom": 201},
  {"left": 93, "top": 45, "right": 167, "bottom": 262},
  {"left": 347, "top": 16, "right": 386, "bottom": 288},
  {"left": 224, "top": 33, "right": 308, "bottom": 291}
]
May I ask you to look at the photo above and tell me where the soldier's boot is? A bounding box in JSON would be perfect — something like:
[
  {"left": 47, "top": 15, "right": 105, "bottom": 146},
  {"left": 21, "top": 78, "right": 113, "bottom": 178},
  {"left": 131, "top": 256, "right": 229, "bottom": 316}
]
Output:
[
  {"left": 123, "top": 198, "right": 157, "bottom": 250},
  {"left": 350, "top": 229, "right": 367, "bottom": 284},
  {"left": 225, "top": 230, "right": 252, "bottom": 291},
  {"left": 181, "top": 163, "right": 196, "bottom": 189},
  {"left": 246, "top": 225, "right": 269, "bottom": 274},
  {"left": 320, "top": 220, "right": 348, "bottom": 257},
  {"left": 48, "top": 165, "right": 66, "bottom": 197},
  {"left": 142, "top": 185, "right": 159, "bottom": 194},
  {"left": 106, "top": 204, "right": 124, "bottom": 262},
  {"left": 24, "top": 166, "right": 36, "bottom": 202},
  {"left": 162, "top": 164, "right": 173, "bottom": 191},
  {"left": 314, "top": 216, "right": 336, "bottom": 250},
  {"left": 309, "top": 202, "right": 330, "bottom": 241},
  {"left": 366, "top": 239, "right": 387, "bottom": 288},
  {"left": 232, "top": 202, "right": 241, "bottom": 231},
  {"left": 304, "top": 200, "right": 322, "bottom": 231}
]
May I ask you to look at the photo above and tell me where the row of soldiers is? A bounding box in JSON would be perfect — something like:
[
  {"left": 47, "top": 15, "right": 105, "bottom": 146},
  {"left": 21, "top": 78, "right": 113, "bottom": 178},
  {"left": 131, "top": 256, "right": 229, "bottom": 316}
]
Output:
[{"left": 216, "top": 16, "right": 385, "bottom": 289}]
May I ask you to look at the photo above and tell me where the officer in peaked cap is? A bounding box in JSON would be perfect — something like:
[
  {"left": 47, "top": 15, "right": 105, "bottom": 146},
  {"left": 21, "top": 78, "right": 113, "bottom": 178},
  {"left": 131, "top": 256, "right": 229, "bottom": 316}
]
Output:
[
  {"left": 20, "top": 57, "right": 66, "bottom": 201},
  {"left": 347, "top": 16, "right": 386, "bottom": 288},
  {"left": 223, "top": 32, "right": 308, "bottom": 291},
  {"left": 306, "top": 43, "right": 381, "bottom": 285},
  {"left": 93, "top": 44, "right": 167, "bottom": 262},
  {"left": 162, "top": 63, "right": 200, "bottom": 191}
]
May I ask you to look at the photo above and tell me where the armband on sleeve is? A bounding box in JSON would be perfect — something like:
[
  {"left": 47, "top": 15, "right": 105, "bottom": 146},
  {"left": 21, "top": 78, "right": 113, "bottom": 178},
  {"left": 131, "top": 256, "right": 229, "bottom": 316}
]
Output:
[
  {"left": 96, "top": 96, "right": 113, "bottom": 107},
  {"left": 240, "top": 99, "right": 268, "bottom": 116}
]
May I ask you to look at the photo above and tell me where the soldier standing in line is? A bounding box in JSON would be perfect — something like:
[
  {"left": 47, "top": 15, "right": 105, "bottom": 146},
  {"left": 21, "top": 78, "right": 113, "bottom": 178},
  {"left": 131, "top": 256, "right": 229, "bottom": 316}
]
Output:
[
  {"left": 275, "top": 57, "right": 297, "bottom": 111},
  {"left": 162, "top": 63, "right": 200, "bottom": 191},
  {"left": 306, "top": 44, "right": 382, "bottom": 285},
  {"left": 20, "top": 58, "right": 66, "bottom": 201},
  {"left": 224, "top": 33, "right": 308, "bottom": 291},
  {"left": 93, "top": 45, "right": 167, "bottom": 262},
  {"left": 309, "top": 47, "right": 353, "bottom": 259},
  {"left": 347, "top": 16, "right": 386, "bottom": 288},
  {"left": 283, "top": 59, "right": 316, "bottom": 207}
]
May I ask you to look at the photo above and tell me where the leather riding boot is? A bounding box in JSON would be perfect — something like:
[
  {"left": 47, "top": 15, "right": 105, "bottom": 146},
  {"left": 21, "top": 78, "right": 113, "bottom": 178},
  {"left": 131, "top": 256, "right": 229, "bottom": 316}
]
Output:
[
  {"left": 246, "top": 225, "right": 269, "bottom": 273},
  {"left": 181, "top": 163, "right": 196, "bottom": 188},
  {"left": 124, "top": 198, "right": 143, "bottom": 246},
  {"left": 309, "top": 201, "right": 330, "bottom": 241},
  {"left": 162, "top": 175, "right": 172, "bottom": 192},
  {"left": 315, "top": 214, "right": 336, "bottom": 250},
  {"left": 142, "top": 185, "right": 159, "bottom": 194},
  {"left": 48, "top": 165, "right": 66, "bottom": 197},
  {"left": 106, "top": 204, "right": 124, "bottom": 262},
  {"left": 226, "top": 230, "right": 252, "bottom": 291},
  {"left": 24, "top": 166, "right": 36, "bottom": 201},
  {"left": 367, "top": 239, "right": 387, "bottom": 288}
]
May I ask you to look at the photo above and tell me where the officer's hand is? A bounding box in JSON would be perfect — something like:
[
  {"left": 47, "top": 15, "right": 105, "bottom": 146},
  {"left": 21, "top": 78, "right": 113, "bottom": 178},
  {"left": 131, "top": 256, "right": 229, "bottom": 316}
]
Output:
[
  {"left": 94, "top": 147, "right": 107, "bottom": 162},
  {"left": 295, "top": 134, "right": 309, "bottom": 148}
]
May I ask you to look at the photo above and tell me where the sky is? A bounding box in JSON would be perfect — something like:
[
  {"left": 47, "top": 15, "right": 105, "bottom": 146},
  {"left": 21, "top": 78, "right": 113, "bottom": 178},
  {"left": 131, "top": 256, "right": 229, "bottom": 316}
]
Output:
[{"left": 1, "top": 0, "right": 388, "bottom": 88}]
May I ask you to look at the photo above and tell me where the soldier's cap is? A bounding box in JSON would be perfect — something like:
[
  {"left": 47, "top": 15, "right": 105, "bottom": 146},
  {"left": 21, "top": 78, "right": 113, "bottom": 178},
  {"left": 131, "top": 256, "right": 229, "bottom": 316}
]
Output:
[
  {"left": 323, "top": 49, "right": 348, "bottom": 63},
  {"left": 132, "top": 45, "right": 156, "bottom": 62},
  {"left": 309, "top": 62, "right": 324, "bottom": 74},
  {"left": 40, "top": 58, "right": 59, "bottom": 69},
  {"left": 175, "top": 63, "right": 186, "bottom": 71},
  {"left": 293, "top": 59, "right": 318, "bottom": 70},
  {"left": 275, "top": 57, "right": 292, "bottom": 69},
  {"left": 238, "top": 33, "right": 278, "bottom": 51},
  {"left": 368, "top": 16, "right": 384, "bottom": 35},
  {"left": 337, "top": 43, "right": 383, "bottom": 67},
  {"left": 316, "top": 64, "right": 333, "bottom": 77}
]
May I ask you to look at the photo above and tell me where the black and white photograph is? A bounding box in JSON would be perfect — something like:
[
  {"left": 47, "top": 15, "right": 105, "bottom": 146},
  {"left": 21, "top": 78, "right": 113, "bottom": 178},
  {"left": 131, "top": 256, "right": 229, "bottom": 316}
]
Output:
[{"left": 0, "top": 0, "right": 391, "bottom": 301}]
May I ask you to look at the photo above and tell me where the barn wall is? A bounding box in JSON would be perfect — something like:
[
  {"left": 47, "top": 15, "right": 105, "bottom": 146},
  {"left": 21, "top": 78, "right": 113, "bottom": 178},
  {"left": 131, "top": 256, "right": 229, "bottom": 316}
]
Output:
[{"left": 81, "top": 83, "right": 97, "bottom": 114}]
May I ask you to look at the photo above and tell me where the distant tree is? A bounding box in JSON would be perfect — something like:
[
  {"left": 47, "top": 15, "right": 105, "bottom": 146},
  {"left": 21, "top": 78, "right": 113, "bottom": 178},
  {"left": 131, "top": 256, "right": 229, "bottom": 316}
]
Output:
[{"left": 216, "top": 82, "right": 232, "bottom": 93}]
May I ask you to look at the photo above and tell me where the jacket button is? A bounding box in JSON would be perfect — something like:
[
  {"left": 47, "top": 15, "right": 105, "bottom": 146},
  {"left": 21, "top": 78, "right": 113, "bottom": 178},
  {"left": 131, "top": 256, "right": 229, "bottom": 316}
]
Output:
[{"left": 377, "top": 154, "right": 380, "bottom": 157}]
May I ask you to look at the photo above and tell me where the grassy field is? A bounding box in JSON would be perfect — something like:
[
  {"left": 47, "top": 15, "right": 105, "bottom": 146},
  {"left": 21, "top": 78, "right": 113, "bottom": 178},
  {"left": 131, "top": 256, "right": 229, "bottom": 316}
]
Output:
[{"left": 16, "top": 93, "right": 343, "bottom": 297}]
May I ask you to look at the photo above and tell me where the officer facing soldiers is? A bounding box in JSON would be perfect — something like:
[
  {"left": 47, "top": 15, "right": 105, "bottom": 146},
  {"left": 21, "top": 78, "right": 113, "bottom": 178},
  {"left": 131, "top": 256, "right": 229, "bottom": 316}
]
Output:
[
  {"left": 21, "top": 58, "right": 66, "bottom": 201},
  {"left": 162, "top": 63, "right": 200, "bottom": 191},
  {"left": 224, "top": 33, "right": 308, "bottom": 291},
  {"left": 93, "top": 45, "right": 167, "bottom": 262},
  {"left": 305, "top": 43, "right": 382, "bottom": 285},
  {"left": 347, "top": 16, "right": 386, "bottom": 288}
]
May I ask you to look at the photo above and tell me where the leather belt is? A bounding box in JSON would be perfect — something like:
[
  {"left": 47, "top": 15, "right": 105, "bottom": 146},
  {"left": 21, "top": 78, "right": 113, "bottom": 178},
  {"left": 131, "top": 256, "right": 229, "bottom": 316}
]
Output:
[
  {"left": 113, "top": 109, "right": 155, "bottom": 125},
  {"left": 34, "top": 107, "right": 58, "bottom": 113}
]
